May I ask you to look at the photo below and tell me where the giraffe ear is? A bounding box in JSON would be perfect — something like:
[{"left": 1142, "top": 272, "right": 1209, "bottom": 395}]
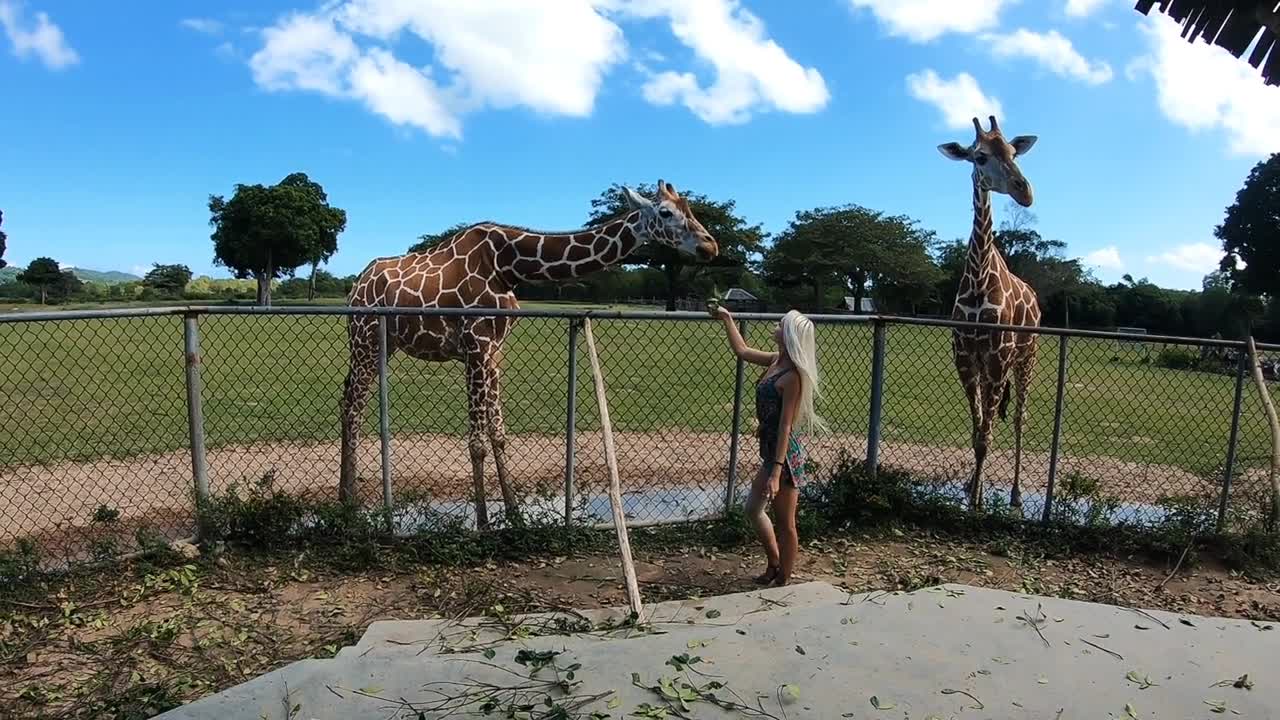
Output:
[
  {"left": 658, "top": 179, "right": 677, "bottom": 198},
  {"left": 622, "top": 186, "right": 652, "bottom": 210},
  {"left": 1009, "top": 135, "right": 1037, "bottom": 157},
  {"left": 938, "top": 142, "right": 970, "bottom": 162}
]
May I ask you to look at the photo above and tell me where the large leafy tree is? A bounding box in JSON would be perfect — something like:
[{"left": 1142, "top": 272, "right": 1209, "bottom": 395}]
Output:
[
  {"left": 585, "top": 183, "right": 765, "bottom": 311},
  {"left": 764, "top": 204, "right": 938, "bottom": 312},
  {"left": 209, "top": 172, "right": 347, "bottom": 306},
  {"left": 1217, "top": 153, "right": 1280, "bottom": 298},
  {"left": 17, "top": 257, "right": 80, "bottom": 304},
  {"left": 142, "top": 263, "right": 193, "bottom": 297},
  {"left": 0, "top": 209, "right": 7, "bottom": 270}
]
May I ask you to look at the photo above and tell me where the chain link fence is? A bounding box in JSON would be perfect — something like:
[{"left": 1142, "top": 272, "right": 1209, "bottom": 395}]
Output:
[{"left": 2, "top": 306, "right": 1277, "bottom": 569}]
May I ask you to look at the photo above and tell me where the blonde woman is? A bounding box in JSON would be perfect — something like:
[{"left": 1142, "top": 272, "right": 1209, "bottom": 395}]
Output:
[{"left": 711, "top": 306, "right": 826, "bottom": 586}]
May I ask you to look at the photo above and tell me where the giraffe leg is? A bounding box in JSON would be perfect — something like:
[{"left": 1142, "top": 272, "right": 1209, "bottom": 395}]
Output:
[
  {"left": 975, "top": 384, "right": 1005, "bottom": 513},
  {"left": 482, "top": 352, "right": 522, "bottom": 527},
  {"left": 339, "top": 317, "right": 380, "bottom": 505},
  {"left": 465, "top": 356, "right": 491, "bottom": 530},
  {"left": 961, "top": 377, "right": 984, "bottom": 512},
  {"left": 1010, "top": 345, "right": 1038, "bottom": 510}
]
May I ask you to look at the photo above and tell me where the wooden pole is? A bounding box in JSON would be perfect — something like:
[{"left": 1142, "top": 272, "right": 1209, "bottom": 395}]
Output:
[
  {"left": 1246, "top": 336, "right": 1280, "bottom": 531},
  {"left": 582, "top": 319, "right": 645, "bottom": 620}
]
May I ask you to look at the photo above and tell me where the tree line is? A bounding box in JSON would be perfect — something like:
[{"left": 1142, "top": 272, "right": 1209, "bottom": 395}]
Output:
[{"left": 3, "top": 154, "right": 1280, "bottom": 340}]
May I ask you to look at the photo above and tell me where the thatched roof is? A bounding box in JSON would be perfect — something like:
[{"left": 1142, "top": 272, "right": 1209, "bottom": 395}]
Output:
[{"left": 1134, "top": 1, "right": 1280, "bottom": 85}]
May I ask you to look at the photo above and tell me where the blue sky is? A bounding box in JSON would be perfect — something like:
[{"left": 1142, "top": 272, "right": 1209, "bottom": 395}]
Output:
[{"left": 2, "top": 0, "right": 1278, "bottom": 290}]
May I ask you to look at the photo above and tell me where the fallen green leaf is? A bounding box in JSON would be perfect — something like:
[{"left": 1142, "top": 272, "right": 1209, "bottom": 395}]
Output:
[
  {"left": 795, "top": 645, "right": 806, "bottom": 655},
  {"left": 483, "top": 648, "right": 496, "bottom": 660},
  {"left": 357, "top": 686, "right": 383, "bottom": 695},
  {"left": 1206, "top": 699, "right": 1228, "bottom": 714},
  {"left": 607, "top": 696, "right": 621, "bottom": 709},
  {"left": 705, "top": 609, "right": 721, "bottom": 619},
  {"left": 1038, "top": 676, "right": 1049, "bottom": 685},
  {"left": 1124, "top": 702, "right": 1139, "bottom": 719},
  {"left": 1126, "top": 671, "right": 1158, "bottom": 689},
  {"left": 781, "top": 684, "right": 801, "bottom": 702}
]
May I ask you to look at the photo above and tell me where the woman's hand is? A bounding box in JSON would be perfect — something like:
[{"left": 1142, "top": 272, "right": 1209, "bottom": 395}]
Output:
[
  {"left": 708, "top": 301, "right": 731, "bottom": 322},
  {"left": 767, "top": 463, "right": 782, "bottom": 498}
]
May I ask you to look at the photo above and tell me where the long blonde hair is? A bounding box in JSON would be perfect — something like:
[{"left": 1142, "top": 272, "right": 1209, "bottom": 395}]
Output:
[{"left": 780, "top": 310, "right": 828, "bottom": 436}]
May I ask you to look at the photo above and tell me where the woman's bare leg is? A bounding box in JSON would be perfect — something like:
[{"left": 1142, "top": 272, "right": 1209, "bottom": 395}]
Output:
[
  {"left": 771, "top": 482, "right": 799, "bottom": 585},
  {"left": 745, "top": 467, "right": 780, "bottom": 582}
]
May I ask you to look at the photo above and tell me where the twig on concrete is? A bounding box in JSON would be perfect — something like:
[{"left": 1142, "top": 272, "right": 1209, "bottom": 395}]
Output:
[
  {"left": 1126, "top": 607, "right": 1170, "bottom": 630},
  {"left": 1078, "top": 637, "right": 1124, "bottom": 661},
  {"left": 941, "top": 688, "right": 985, "bottom": 710}
]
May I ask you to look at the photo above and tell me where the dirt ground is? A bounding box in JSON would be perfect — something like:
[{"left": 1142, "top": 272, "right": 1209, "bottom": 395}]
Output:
[
  {"left": 2, "top": 525, "right": 1277, "bottom": 719},
  {"left": 3, "top": 428, "right": 1246, "bottom": 560}
]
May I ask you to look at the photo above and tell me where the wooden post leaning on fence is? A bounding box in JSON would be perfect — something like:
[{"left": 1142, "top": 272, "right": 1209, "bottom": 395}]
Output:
[
  {"left": 581, "top": 318, "right": 645, "bottom": 620},
  {"left": 1246, "top": 336, "right": 1280, "bottom": 531}
]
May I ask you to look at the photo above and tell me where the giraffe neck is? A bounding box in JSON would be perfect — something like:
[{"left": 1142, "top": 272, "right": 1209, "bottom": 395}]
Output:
[
  {"left": 964, "top": 170, "right": 1006, "bottom": 288},
  {"left": 497, "top": 210, "right": 648, "bottom": 285}
]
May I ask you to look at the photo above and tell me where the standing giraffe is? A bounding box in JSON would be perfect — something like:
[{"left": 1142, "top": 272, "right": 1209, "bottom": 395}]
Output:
[
  {"left": 340, "top": 181, "right": 719, "bottom": 528},
  {"left": 937, "top": 116, "right": 1042, "bottom": 512}
]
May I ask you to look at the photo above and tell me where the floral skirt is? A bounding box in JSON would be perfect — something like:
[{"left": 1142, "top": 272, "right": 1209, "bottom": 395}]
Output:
[{"left": 759, "top": 433, "right": 811, "bottom": 487}]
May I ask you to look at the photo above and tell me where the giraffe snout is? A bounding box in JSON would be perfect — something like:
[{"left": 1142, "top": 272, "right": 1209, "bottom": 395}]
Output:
[{"left": 1010, "top": 179, "right": 1034, "bottom": 207}]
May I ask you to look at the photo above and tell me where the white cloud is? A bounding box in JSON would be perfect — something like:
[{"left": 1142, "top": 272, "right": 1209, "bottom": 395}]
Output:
[
  {"left": 1131, "top": 13, "right": 1280, "bottom": 156},
  {"left": 0, "top": 0, "right": 78, "bottom": 69},
  {"left": 618, "top": 0, "right": 829, "bottom": 124},
  {"left": 846, "top": 0, "right": 1016, "bottom": 43},
  {"left": 180, "top": 18, "right": 224, "bottom": 35},
  {"left": 1065, "top": 0, "right": 1110, "bottom": 18},
  {"left": 982, "top": 28, "right": 1113, "bottom": 85},
  {"left": 906, "top": 69, "right": 1003, "bottom": 130},
  {"left": 1146, "top": 242, "right": 1222, "bottom": 273},
  {"left": 1083, "top": 246, "right": 1123, "bottom": 270},
  {"left": 248, "top": 0, "right": 824, "bottom": 137}
]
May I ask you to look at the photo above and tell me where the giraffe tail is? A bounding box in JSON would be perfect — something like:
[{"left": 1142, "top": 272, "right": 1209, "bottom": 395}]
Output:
[{"left": 998, "top": 380, "right": 1011, "bottom": 421}]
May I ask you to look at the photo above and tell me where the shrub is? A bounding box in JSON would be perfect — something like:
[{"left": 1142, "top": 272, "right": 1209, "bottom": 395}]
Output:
[{"left": 1155, "top": 347, "right": 1199, "bottom": 371}]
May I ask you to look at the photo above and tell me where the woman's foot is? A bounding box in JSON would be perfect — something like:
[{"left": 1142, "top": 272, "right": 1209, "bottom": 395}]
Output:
[
  {"left": 770, "top": 575, "right": 790, "bottom": 587},
  {"left": 753, "top": 565, "right": 780, "bottom": 585}
]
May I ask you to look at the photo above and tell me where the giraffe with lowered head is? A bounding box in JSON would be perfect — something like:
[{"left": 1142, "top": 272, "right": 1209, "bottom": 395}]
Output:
[
  {"left": 937, "top": 116, "right": 1043, "bottom": 512},
  {"left": 340, "top": 181, "right": 719, "bottom": 528}
]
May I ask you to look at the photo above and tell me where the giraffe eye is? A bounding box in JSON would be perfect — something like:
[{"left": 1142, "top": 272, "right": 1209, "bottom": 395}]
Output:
[
  {"left": 659, "top": 207, "right": 673, "bottom": 218},
  {"left": 974, "top": 154, "right": 988, "bottom": 166}
]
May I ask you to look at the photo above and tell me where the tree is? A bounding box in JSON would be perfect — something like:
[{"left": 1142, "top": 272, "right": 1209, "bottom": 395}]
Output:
[
  {"left": 142, "top": 263, "right": 193, "bottom": 297},
  {"left": 409, "top": 222, "right": 472, "bottom": 254},
  {"left": 0, "top": 209, "right": 7, "bottom": 270},
  {"left": 209, "top": 172, "right": 347, "bottom": 306},
  {"left": 17, "top": 257, "right": 63, "bottom": 304},
  {"left": 764, "top": 204, "right": 939, "bottom": 312},
  {"left": 1217, "top": 153, "right": 1280, "bottom": 297},
  {"left": 586, "top": 183, "right": 766, "bottom": 311}
]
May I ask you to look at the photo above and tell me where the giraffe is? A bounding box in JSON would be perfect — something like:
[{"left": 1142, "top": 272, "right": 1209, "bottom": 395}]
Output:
[
  {"left": 937, "top": 116, "right": 1043, "bottom": 513},
  {"left": 339, "top": 180, "right": 719, "bottom": 529}
]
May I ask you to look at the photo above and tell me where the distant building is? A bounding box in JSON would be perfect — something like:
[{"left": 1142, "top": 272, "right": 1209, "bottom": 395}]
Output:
[
  {"left": 842, "top": 296, "right": 876, "bottom": 313},
  {"left": 721, "top": 287, "right": 762, "bottom": 312}
]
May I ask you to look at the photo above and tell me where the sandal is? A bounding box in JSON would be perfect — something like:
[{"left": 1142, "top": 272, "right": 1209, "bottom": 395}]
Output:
[{"left": 753, "top": 565, "right": 780, "bottom": 585}]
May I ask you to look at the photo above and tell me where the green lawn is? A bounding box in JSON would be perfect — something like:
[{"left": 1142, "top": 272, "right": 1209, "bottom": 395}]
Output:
[{"left": 0, "top": 308, "right": 1273, "bottom": 481}]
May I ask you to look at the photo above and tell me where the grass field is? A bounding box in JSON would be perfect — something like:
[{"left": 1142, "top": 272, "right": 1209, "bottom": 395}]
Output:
[{"left": 1, "top": 303, "right": 1276, "bottom": 487}]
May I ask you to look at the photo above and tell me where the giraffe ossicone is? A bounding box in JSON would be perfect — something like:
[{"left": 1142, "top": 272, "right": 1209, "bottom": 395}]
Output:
[
  {"left": 939, "top": 115, "right": 1043, "bottom": 513},
  {"left": 339, "top": 180, "right": 719, "bottom": 529}
]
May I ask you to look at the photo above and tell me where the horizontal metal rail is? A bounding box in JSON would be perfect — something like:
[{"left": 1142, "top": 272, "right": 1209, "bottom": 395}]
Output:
[{"left": 1, "top": 304, "right": 1275, "bottom": 350}]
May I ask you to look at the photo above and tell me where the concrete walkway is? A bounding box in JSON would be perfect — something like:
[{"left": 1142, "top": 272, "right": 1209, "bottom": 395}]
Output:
[{"left": 155, "top": 582, "right": 1278, "bottom": 719}]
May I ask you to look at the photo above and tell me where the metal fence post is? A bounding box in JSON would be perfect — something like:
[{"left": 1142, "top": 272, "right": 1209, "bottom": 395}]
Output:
[
  {"left": 1217, "top": 349, "right": 1248, "bottom": 532},
  {"left": 564, "top": 319, "right": 581, "bottom": 526},
  {"left": 724, "top": 319, "right": 748, "bottom": 513},
  {"left": 377, "top": 316, "right": 393, "bottom": 522},
  {"left": 866, "top": 320, "right": 887, "bottom": 473},
  {"left": 183, "top": 314, "right": 210, "bottom": 532},
  {"left": 1042, "top": 335, "right": 1069, "bottom": 524}
]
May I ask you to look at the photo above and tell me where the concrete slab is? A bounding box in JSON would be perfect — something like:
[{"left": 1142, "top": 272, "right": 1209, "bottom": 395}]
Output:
[
  {"left": 156, "top": 583, "right": 1280, "bottom": 720},
  {"left": 342, "top": 580, "right": 849, "bottom": 660}
]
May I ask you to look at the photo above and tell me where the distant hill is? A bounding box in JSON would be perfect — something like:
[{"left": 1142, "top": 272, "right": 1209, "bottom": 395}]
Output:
[
  {"left": 0, "top": 266, "right": 140, "bottom": 284},
  {"left": 69, "top": 268, "right": 141, "bottom": 284}
]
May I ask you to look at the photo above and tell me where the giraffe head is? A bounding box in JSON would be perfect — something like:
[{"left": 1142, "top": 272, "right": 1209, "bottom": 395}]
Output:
[
  {"left": 937, "top": 116, "right": 1038, "bottom": 207},
  {"left": 621, "top": 180, "right": 719, "bottom": 262}
]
